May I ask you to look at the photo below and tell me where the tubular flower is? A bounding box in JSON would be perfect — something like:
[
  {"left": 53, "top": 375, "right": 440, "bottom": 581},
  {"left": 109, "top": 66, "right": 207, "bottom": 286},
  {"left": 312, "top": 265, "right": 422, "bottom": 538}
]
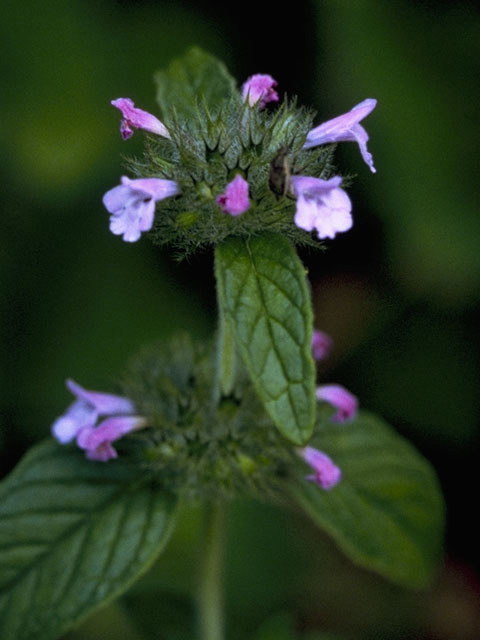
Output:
[
  {"left": 316, "top": 384, "right": 358, "bottom": 423},
  {"left": 304, "top": 98, "right": 377, "bottom": 173},
  {"left": 297, "top": 446, "right": 341, "bottom": 490},
  {"left": 52, "top": 379, "right": 146, "bottom": 461},
  {"left": 111, "top": 98, "right": 170, "bottom": 140},
  {"left": 241, "top": 74, "right": 279, "bottom": 108},
  {"left": 76, "top": 416, "right": 148, "bottom": 462},
  {"left": 103, "top": 176, "right": 179, "bottom": 242},
  {"left": 292, "top": 176, "right": 352, "bottom": 240},
  {"left": 216, "top": 174, "right": 250, "bottom": 216}
]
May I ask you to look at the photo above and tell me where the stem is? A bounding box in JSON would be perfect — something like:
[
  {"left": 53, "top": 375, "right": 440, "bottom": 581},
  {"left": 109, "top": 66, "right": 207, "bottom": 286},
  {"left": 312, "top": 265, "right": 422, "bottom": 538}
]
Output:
[
  {"left": 196, "top": 502, "right": 226, "bottom": 640},
  {"left": 216, "top": 302, "right": 237, "bottom": 398}
]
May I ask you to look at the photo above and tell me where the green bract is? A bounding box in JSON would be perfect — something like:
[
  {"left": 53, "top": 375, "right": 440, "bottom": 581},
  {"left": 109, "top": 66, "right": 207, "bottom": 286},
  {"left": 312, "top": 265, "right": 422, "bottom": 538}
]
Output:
[
  {"left": 126, "top": 47, "right": 335, "bottom": 255},
  {"left": 122, "top": 334, "right": 297, "bottom": 499}
]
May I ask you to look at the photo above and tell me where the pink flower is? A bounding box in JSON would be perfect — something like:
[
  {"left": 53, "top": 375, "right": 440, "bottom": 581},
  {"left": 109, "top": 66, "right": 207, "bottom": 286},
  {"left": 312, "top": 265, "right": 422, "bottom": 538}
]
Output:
[
  {"left": 297, "top": 446, "right": 341, "bottom": 490},
  {"left": 292, "top": 176, "right": 352, "bottom": 240},
  {"left": 111, "top": 98, "right": 170, "bottom": 140},
  {"left": 304, "top": 99, "right": 377, "bottom": 173},
  {"left": 241, "top": 74, "right": 279, "bottom": 109},
  {"left": 52, "top": 379, "right": 147, "bottom": 462},
  {"left": 216, "top": 174, "right": 250, "bottom": 216},
  {"left": 76, "top": 416, "right": 148, "bottom": 462},
  {"left": 316, "top": 384, "right": 358, "bottom": 423},
  {"left": 52, "top": 379, "right": 135, "bottom": 444},
  {"left": 103, "top": 176, "right": 179, "bottom": 242}
]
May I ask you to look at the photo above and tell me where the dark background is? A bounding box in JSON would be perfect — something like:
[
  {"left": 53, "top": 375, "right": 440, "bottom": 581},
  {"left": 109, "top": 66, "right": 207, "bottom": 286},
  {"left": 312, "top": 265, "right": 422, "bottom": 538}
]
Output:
[{"left": 1, "top": 1, "right": 479, "bottom": 638}]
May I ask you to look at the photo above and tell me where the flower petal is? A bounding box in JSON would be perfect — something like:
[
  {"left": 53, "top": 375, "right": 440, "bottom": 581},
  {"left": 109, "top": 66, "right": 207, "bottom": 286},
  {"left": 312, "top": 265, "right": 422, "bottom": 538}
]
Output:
[
  {"left": 111, "top": 98, "right": 170, "bottom": 139},
  {"left": 304, "top": 99, "right": 377, "bottom": 172},
  {"left": 304, "top": 98, "right": 377, "bottom": 148},
  {"left": 122, "top": 176, "right": 179, "bottom": 200},
  {"left": 102, "top": 184, "right": 136, "bottom": 214},
  {"left": 103, "top": 177, "right": 179, "bottom": 242},
  {"left": 216, "top": 174, "right": 250, "bottom": 216},
  {"left": 293, "top": 175, "right": 352, "bottom": 240},
  {"left": 51, "top": 400, "right": 97, "bottom": 444},
  {"left": 86, "top": 442, "right": 118, "bottom": 462},
  {"left": 316, "top": 384, "right": 358, "bottom": 422},
  {"left": 298, "top": 446, "right": 342, "bottom": 490},
  {"left": 66, "top": 379, "right": 135, "bottom": 415},
  {"left": 293, "top": 195, "right": 318, "bottom": 232},
  {"left": 241, "top": 74, "right": 279, "bottom": 108},
  {"left": 76, "top": 416, "right": 147, "bottom": 459}
]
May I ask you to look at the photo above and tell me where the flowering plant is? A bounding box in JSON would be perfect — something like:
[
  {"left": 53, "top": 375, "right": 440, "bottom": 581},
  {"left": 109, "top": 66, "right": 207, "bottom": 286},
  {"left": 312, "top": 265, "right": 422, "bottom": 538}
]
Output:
[{"left": 0, "top": 49, "right": 443, "bottom": 640}]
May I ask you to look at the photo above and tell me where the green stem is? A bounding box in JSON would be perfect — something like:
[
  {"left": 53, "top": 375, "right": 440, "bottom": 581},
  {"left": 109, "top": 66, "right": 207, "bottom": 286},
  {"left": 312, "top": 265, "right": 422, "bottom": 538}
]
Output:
[
  {"left": 216, "top": 298, "right": 237, "bottom": 398},
  {"left": 196, "top": 502, "right": 226, "bottom": 640}
]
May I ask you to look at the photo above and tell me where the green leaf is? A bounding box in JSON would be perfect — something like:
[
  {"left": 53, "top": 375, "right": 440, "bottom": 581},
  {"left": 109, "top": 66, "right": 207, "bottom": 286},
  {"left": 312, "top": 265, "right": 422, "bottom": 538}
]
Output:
[
  {"left": 0, "top": 440, "right": 177, "bottom": 640},
  {"left": 155, "top": 47, "right": 237, "bottom": 123},
  {"left": 291, "top": 411, "right": 445, "bottom": 588},
  {"left": 215, "top": 233, "right": 315, "bottom": 444}
]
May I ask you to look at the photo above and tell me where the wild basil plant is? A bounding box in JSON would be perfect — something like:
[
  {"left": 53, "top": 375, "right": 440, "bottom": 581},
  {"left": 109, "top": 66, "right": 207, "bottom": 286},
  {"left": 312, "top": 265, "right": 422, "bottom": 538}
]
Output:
[{"left": 0, "top": 49, "right": 444, "bottom": 640}]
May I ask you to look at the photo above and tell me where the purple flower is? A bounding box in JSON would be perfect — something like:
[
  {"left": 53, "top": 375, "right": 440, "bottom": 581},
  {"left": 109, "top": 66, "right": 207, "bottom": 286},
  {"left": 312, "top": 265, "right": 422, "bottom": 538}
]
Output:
[
  {"left": 312, "top": 329, "right": 333, "bottom": 362},
  {"left": 111, "top": 98, "right": 170, "bottom": 140},
  {"left": 297, "top": 446, "right": 341, "bottom": 490},
  {"left": 304, "top": 99, "right": 377, "bottom": 173},
  {"left": 103, "top": 176, "right": 179, "bottom": 242},
  {"left": 316, "top": 384, "right": 358, "bottom": 423},
  {"left": 241, "top": 74, "right": 279, "bottom": 108},
  {"left": 76, "top": 416, "right": 148, "bottom": 461},
  {"left": 216, "top": 174, "right": 250, "bottom": 216},
  {"left": 292, "top": 175, "right": 352, "bottom": 240},
  {"left": 52, "top": 379, "right": 135, "bottom": 444},
  {"left": 52, "top": 379, "right": 147, "bottom": 462}
]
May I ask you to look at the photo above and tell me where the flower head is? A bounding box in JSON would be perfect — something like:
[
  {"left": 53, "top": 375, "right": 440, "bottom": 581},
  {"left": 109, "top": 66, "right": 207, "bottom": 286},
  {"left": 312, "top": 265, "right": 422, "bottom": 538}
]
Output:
[
  {"left": 216, "top": 174, "right": 250, "bottom": 216},
  {"left": 292, "top": 175, "right": 352, "bottom": 240},
  {"left": 304, "top": 99, "right": 377, "bottom": 173},
  {"left": 316, "top": 384, "right": 358, "bottom": 423},
  {"left": 76, "top": 416, "right": 148, "bottom": 461},
  {"left": 242, "top": 74, "right": 279, "bottom": 108},
  {"left": 312, "top": 329, "right": 333, "bottom": 362},
  {"left": 103, "top": 176, "right": 179, "bottom": 242},
  {"left": 297, "top": 446, "right": 341, "bottom": 490},
  {"left": 111, "top": 98, "right": 170, "bottom": 140}
]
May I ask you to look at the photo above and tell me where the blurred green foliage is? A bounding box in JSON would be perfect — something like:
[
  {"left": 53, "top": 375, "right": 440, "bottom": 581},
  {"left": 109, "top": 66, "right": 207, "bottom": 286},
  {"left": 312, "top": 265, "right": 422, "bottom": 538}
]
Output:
[{"left": 1, "top": 0, "right": 479, "bottom": 638}]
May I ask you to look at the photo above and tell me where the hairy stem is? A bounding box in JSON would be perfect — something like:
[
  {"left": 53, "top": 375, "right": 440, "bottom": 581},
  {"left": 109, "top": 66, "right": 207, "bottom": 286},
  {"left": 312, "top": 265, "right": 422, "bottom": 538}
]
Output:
[{"left": 196, "top": 502, "right": 226, "bottom": 640}]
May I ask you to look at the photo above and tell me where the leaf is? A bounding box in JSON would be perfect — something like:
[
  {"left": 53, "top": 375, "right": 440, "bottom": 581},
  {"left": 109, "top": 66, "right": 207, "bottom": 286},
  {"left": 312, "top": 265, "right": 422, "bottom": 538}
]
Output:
[
  {"left": 155, "top": 47, "right": 237, "bottom": 123},
  {"left": 0, "top": 440, "right": 177, "bottom": 640},
  {"left": 215, "top": 233, "right": 315, "bottom": 444},
  {"left": 291, "top": 411, "right": 445, "bottom": 588}
]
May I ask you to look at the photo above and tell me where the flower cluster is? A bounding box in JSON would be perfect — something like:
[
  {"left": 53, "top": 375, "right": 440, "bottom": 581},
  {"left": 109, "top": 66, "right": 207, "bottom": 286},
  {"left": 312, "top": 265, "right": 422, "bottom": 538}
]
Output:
[
  {"left": 52, "top": 379, "right": 147, "bottom": 461},
  {"left": 102, "top": 74, "right": 376, "bottom": 247}
]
